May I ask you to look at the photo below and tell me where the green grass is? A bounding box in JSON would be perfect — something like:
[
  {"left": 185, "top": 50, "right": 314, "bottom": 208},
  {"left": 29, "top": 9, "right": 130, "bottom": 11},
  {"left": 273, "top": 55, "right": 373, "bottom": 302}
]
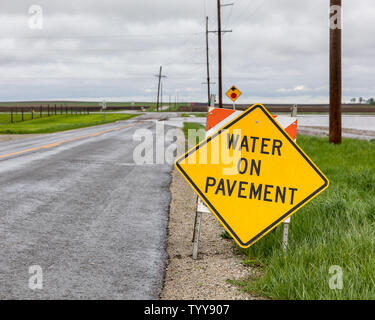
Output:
[
  {"left": 0, "top": 101, "right": 155, "bottom": 107},
  {"left": 231, "top": 135, "right": 375, "bottom": 300},
  {"left": 181, "top": 124, "right": 375, "bottom": 299},
  {"left": 0, "top": 113, "right": 138, "bottom": 134},
  {"left": 181, "top": 113, "right": 208, "bottom": 118},
  {"left": 0, "top": 101, "right": 189, "bottom": 112},
  {"left": 146, "top": 104, "right": 189, "bottom": 112},
  {"left": 0, "top": 112, "right": 70, "bottom": 124},
  {"left": 0, "top": 113, "right": 34, "bottom": 123},
  {"left": 183, "top": 122, "right": 206, "bottom": 149}
]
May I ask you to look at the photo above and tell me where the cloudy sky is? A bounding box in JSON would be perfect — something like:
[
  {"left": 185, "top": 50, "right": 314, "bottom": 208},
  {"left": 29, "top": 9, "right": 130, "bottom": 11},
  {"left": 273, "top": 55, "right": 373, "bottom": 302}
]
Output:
[{"left": 0, "top": 0, "right": 374, "bottom": 103}]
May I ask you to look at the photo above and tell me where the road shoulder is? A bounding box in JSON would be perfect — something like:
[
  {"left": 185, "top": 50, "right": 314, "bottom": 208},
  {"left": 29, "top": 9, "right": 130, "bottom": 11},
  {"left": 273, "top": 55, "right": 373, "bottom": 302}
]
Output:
[{"left": 161, "top": 168, "right": 259, "bottom": 300}]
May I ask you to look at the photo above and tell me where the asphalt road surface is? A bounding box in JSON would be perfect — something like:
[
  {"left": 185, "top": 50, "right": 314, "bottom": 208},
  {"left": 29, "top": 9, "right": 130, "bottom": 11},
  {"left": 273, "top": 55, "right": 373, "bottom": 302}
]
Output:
[{"left": 0, "top": 113, "right": 177, "bottom": 299}]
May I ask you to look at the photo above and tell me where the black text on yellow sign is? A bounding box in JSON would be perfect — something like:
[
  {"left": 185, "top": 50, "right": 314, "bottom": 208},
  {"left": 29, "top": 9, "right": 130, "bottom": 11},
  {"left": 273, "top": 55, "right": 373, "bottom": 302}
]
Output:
[{"left": 175, "top": 104, "right": 329, "bottom": 248}]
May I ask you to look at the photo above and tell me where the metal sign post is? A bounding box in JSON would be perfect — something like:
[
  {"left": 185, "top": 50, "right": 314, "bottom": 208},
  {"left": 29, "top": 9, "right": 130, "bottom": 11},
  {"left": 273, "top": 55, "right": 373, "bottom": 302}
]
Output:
[{"left": 102, "top": 100, "right": 107, "bottom": 121}]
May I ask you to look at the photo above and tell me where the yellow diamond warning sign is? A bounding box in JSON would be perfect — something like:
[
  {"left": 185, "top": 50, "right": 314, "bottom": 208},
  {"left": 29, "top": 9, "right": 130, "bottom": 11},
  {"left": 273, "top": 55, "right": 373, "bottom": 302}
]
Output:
[
  {"left": 175, "top": 104, "right": 329, "bottom": 248},
  {"left": 226, "top": 86, "right": 242, "bottom": 102}
]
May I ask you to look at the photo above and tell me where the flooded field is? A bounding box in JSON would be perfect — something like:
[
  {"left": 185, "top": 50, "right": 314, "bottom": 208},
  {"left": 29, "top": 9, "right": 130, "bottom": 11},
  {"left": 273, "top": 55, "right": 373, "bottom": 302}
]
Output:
[
  {"left": 168, "top": 114, "right": 375, "bottom": 132},
  {"left": 298, "top": 115, "right": 375, "bottom": 132}
]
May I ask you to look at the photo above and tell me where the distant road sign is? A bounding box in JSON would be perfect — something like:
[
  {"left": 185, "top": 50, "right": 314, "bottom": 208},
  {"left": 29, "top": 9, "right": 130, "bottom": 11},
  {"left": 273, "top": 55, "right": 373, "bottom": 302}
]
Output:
[
  {"left": 176, "top": 104, "right": 329, "bottom": 248},
  {"left": 226, "top": 86, "right": 242, "bottom": 102}
]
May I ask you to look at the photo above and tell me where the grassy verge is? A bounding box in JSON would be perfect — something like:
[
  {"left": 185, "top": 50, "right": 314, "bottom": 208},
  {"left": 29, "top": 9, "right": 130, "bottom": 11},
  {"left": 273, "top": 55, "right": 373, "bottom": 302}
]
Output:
[
  {"left": 230, "top": 135, "right": 375, "bottom": 300},
  {"left": 146, "top": 104, "right": 189, "bottom": 112},
  {"left": 181, "top": 124, "right": 375, "bottom": 299},
  {"left": 183, "top": 122, "right": 206, "bottom": 149},
  {"left": 181, "top": 113, "right": 208, "bottom": 118},
  {"left": 0, "top": 113, "right": 138, "bottom": 134},
  {"left": 0, "top": 101, "right": 156, "bottom": 108}
]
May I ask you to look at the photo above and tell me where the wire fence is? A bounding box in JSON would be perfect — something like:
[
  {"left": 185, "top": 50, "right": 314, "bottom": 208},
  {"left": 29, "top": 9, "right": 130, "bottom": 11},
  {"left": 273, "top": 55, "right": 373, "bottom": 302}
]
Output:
[{"left": 0, "top": 105, "right": 93, "bottom": 124}]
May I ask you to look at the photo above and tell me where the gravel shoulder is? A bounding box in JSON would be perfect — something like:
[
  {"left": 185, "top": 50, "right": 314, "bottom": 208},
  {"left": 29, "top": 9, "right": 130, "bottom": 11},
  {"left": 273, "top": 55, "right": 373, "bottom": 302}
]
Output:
[{"left": 161, "top": 169, "right": 260, "bottom": 300}]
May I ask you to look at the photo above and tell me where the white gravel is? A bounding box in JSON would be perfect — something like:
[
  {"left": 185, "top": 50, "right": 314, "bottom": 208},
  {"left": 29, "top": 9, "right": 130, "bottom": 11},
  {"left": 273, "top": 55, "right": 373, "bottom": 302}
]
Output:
[{"left": 161, "top": 169, "right": 260, "bottom": 300}]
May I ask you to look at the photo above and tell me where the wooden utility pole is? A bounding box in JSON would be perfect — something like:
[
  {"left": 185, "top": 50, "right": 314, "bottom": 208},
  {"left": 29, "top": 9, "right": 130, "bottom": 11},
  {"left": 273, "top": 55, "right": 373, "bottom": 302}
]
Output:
[
  {"left": 156, "top": 66, "right": 162, "bottom": 112},
  {"left": 204, "top": 17, "right": 217, "bottom": 107},
  {"left": 206, "top": 16, "right": 211, "bottom": 105},
  {"left": 329, "top": 0, "right": 342, "bottom": 144},
  {"left": 155, "top": 66, "right": 166, "bottom": 112},
  {"left": 161, "top": 81, "right": 163, "bottom": 109},
  {"left": 215, "top": 1, "right": 233, "bottom": 108},
  {"left": 217, "top": 0, "right": 223, "bottom": 108}
]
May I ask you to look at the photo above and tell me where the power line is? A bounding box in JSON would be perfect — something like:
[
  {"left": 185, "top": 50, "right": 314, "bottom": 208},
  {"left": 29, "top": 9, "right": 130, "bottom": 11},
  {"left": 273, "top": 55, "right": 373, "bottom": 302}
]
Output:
[
  {"left": 223, "top": 2, "right": 235, "bottom": 30},
  {"left": 0, "top": 59, "right": 206, "bottom": 66},
  {"left": 0, "top": 32, "right": 205, "bottom": 40},
  {"left": 0, "top": 75, "right": 264, "bottom": 81},
  {"left": 230, "top": 0, "right": 266, "bottom": 28}
]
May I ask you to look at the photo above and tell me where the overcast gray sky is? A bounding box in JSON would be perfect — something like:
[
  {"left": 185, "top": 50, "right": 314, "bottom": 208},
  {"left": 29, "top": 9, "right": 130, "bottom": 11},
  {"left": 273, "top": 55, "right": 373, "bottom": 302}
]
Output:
[{"left": 0, "top": 0, "right": 373, "bottom": 103}]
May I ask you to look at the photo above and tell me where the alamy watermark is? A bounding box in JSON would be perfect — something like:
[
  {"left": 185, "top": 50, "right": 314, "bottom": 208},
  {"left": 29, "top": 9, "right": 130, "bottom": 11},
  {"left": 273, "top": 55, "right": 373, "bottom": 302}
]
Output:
[
  {"left": 132, "top": 122, "right": 244, "bottom": 176},
  {"left": 329, "top": 265, "right": 343, "bottom": 290},
  {"left": 329, "top": 5, "right": 343, "bottom": 30},
  {"left": 28, "top": 265, "right": 43, "bottom": 290},
  {"left": 28, "top": 5, "right": 43, "bottom": 30}
]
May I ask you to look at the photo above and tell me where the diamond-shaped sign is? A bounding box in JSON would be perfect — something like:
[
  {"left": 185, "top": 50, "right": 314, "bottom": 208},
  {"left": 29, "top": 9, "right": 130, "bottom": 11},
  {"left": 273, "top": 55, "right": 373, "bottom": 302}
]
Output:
[
  {"left": 175, "top": 104, "right": 329, "bottom": 248},
  {"left": 226, "top": 86, "right": 242, "bottom": 102}
]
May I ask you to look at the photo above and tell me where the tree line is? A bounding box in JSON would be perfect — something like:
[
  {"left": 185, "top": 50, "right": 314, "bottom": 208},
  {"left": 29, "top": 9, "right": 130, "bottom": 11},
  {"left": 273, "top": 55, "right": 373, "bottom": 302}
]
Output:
[{"left": 350, "top": 97, "right": 375, "bottom": 105}]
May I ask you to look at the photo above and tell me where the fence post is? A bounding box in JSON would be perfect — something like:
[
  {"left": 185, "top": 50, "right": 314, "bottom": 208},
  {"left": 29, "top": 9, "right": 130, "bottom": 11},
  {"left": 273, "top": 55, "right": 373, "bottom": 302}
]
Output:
[
  {"left": 22, "top": 108, "right": 24, "bottom": 121},
  {"left": 11, "top": 108, "right": 13, "bottom": 123}
]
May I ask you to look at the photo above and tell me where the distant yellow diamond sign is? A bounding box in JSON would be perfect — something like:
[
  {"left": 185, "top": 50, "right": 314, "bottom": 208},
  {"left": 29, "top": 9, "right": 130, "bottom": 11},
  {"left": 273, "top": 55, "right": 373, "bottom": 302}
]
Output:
[
  {"left": 175, "top": 104, "right": 329, "bottom": 248},
  {"left": 226, "top": 86, "right": 242, "bottom": 102}
]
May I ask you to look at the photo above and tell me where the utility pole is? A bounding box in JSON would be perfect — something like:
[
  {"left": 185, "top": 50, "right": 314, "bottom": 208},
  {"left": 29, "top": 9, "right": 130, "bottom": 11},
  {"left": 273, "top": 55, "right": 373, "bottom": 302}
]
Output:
[
  {"left": 217, "top": 0, "right": 223, "bottom": 108},
  {"left": 161, "top": 81, "right": 163, "bottom": 110},
  {"left": 329, "top": 0, "right": 342, "bottom": 144},
  {"left": 206, "top": 16, "right": 211, "bottom": 105},
  {"left": 215, "top": 1, "right": 233, "bottom": 108},
  {"left": 155, "top": 66, "right": 167, "bottom": 112},
  {"left": 203, "top": 17, "right": 216, "bottom": 107}
]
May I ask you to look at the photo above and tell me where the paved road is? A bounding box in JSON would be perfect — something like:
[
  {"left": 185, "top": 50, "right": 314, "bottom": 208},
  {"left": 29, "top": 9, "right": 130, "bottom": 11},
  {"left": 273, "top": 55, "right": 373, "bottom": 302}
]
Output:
[{"left": 0, "top": 114, "right": 175, "bottom": 299}]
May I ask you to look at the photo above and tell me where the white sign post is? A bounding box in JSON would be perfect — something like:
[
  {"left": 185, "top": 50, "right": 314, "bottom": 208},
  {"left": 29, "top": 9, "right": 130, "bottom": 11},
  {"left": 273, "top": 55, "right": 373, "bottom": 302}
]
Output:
[{"left": 102, "top": 100, "right": 107, "bottom": 121}]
